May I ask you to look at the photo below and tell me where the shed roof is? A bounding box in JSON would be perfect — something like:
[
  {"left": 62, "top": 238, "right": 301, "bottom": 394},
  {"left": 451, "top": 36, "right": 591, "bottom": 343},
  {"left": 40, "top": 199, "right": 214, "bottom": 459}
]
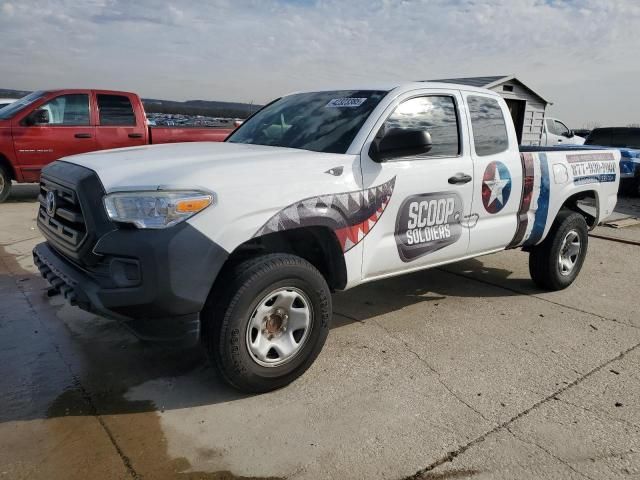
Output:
[{"left": 426, "top": 75, "right": 552, "bottom": 105}]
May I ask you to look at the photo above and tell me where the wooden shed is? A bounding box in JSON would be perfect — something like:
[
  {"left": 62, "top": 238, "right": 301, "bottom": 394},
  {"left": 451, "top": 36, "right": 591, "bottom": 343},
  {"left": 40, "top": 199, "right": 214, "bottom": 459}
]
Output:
[{"left": 429, "top": 75, "right": 552, "bottom": 146}]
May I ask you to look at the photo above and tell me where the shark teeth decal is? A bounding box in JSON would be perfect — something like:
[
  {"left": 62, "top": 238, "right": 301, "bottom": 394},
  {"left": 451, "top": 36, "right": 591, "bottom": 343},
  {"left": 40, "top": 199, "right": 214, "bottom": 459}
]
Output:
[{"left": 254, "top": 177, "right": 396, "bottom": 252}]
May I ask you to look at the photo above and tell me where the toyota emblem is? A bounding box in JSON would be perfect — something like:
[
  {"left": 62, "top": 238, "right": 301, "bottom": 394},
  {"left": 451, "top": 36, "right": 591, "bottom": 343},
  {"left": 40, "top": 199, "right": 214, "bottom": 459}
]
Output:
[{"left": 45, "top": 191, "right": 57, "bottom": 217}]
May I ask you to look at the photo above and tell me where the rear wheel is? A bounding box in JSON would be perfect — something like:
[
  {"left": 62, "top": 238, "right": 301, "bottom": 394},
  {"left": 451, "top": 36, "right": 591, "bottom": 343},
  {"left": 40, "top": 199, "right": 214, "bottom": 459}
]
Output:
[
  {"left": 0, "top": 165, "right": 11, "bottom": 203},
  {"left": 202, "top": 253, "right": 331, "bottom": 393},
  {"left": 529, "top": 210, "right": 588, "bottom": 291}
]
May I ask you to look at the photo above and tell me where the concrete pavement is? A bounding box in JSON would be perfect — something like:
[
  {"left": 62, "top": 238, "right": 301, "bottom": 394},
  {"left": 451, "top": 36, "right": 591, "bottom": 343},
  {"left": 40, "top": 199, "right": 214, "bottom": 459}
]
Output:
[{"left": 0, "top": 185, "right": 639, "bottom": 479}]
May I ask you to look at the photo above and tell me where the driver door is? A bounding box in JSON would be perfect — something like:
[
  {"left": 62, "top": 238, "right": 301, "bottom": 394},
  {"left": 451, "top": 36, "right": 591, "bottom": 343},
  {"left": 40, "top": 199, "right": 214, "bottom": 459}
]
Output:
[
  {"left": 360, "top": 89, "right": 474, "bottom": 280},
  {"left": 12, "top": 92, "right": 96, "bottom": 180}
]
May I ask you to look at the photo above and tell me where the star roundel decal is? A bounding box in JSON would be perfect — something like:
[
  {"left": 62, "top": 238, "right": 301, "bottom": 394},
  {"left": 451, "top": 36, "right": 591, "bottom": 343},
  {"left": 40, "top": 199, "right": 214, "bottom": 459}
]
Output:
[{"left": 482, "top": 161, "right": 512, "bottom": 214}]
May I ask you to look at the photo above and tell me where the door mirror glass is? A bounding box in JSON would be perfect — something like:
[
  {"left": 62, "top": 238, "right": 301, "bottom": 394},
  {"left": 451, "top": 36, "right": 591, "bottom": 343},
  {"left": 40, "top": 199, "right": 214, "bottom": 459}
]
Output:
[
  {"left": 563, "top": 130, "right": 574, "bottom": 138},
  {"left": 370, "top": 128, "right": 433, "bottom": 162}
]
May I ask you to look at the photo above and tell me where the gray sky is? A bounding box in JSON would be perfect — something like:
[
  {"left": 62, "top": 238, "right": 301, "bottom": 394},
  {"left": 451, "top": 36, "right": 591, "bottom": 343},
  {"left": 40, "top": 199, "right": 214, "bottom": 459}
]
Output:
[{"left": 1, "top": 0, "right": 638, "bottom": 127}]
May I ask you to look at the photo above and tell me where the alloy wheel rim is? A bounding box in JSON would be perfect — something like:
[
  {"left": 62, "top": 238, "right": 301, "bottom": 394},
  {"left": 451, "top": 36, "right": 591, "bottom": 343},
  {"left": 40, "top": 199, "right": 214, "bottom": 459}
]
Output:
[
  {"left": 246, "top": 287, "right": 313, "bottom": 367},
  {"left": 558, "top": 229, "right": 581, "bottom": 276}
]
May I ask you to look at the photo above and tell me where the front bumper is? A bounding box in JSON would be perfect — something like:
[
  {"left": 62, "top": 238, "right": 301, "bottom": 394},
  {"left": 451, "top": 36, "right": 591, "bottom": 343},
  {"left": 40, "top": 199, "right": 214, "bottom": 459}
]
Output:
[{"left": 33, "top": 223, "right": 228, "bottom": 343}]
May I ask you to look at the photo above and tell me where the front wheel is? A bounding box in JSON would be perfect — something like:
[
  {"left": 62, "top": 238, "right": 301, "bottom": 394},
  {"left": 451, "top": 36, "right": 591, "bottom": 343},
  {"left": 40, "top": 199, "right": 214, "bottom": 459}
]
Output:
[
  {"left": 529, "top": 210, "right": 588, "bottom": 291},
  {"left": 0, "top": 165, "right": 12, "bottom": 203},
  {"left": 202, "top": 253, "right": 331, "bottom": 393}
]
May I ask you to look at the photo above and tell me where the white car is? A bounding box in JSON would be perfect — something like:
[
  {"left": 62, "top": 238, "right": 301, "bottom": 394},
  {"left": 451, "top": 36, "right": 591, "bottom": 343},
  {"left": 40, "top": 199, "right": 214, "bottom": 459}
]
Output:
[
  {"left": 542, "top": 117, "right": 585, "bottom": 146},
  {"left": 0, "top": 98, "right": 16, "bottom": 110},
  {"left": 33, "top": 82, "right": 620, "bottom": 392}
]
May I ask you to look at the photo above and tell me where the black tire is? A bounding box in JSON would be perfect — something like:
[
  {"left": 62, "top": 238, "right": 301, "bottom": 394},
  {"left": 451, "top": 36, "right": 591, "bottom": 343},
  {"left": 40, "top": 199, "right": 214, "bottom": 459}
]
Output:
[
  {"left": 0, "top": 165, "right": 11, "bottom": 203},
  {"left": 529, "top": 210, "right": 588, "bottom": 291},
  {"left": 202, "top": 253, "right": 331, "bottom": 393}
]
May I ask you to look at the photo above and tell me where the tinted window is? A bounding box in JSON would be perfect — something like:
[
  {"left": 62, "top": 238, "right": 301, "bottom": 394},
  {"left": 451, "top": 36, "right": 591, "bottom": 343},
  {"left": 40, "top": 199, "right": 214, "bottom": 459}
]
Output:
[
  {"left": 585, "top": 130, "right": 611, "bottom": 146},
  {"left": 0, "top": 103, "right": 10, "bottom": 109},
  {"left": 467, "top": 96, "right": 509, "bottom": 156},
  {"left": 585, "top": 129, "right": 640, "bottom": 149},
  {"left": 98, "top": 95, "right": 136, "bottom": 126},
  {"left": 40, "top": 94, "right": 90, "bottom": 125},
  {"left": 382, "top": 96, "right": 459, "bottom": 157},
  {"left": 227, "top": 90, "right": 387, "bottom": 154},
  {"left": 611, "top": 130, "right": 640, "bottom": 149}
]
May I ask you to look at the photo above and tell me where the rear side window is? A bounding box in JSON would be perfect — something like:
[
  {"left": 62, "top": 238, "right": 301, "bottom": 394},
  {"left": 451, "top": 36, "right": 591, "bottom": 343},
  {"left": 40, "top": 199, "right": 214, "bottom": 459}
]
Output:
[
  {"left": 467, "top": 96, "right": 509, "bottom": 156},
  {"left": 382, "top": 96, "right": 460, "bottom": 157},
  {"left": 98, "top": 95, "right": 136, "bottom": 126}
]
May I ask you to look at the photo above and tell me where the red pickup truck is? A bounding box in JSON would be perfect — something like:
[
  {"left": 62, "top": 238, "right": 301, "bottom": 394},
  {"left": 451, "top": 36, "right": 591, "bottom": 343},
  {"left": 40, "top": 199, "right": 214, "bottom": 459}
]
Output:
[{"left": 0, "top": 89, "right": 235, "bottom": 202}]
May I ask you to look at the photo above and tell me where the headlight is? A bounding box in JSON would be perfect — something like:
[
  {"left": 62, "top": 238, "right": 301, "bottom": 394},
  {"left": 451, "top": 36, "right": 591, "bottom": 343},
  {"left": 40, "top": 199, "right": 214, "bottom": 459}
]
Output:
[{"left": 104, "top": 190, "right": 213, "bottom": 229}]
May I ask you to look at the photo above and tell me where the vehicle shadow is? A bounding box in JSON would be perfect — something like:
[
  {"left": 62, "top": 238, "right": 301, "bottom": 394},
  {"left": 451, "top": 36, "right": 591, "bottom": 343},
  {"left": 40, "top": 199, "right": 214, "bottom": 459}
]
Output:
[{"left": 0, "top": 242, "right": 534, "bottom": 423}]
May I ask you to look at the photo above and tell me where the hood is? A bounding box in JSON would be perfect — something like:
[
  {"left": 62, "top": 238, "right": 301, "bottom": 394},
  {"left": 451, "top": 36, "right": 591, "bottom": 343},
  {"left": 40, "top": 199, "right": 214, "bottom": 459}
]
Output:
[{"left": 61, "top": 141, "right": 356, "bottom": 193}]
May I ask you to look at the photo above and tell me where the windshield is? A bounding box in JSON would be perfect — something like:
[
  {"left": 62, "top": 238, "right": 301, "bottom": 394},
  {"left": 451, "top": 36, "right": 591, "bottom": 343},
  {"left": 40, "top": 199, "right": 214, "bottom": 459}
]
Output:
[
  {"left": 586, "top": 129, "right": 640, "bottom": 149},
  {"left": 0, "top": 91, "right": 46, "bottom": 120},
  {"left": 227, "top": 90, "right": 388, "bottom": 154}
]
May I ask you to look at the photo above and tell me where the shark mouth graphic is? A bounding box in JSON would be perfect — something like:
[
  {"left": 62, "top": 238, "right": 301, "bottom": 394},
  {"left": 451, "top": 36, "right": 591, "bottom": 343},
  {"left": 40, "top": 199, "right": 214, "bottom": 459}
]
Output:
[{"left": 254, "top": 177, "right": 396, "bottom": 252}]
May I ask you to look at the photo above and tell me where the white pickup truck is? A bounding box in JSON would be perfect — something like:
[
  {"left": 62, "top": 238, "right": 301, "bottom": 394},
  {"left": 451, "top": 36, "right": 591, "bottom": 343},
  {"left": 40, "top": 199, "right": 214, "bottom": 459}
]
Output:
[{"left": 33, "top": 82, "right": 620, "bottom": 392}]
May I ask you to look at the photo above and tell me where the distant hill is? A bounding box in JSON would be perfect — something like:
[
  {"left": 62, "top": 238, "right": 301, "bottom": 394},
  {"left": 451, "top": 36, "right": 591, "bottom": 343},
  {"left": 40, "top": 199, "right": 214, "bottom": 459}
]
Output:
[{"left": 0, "top": 88, "right": 262, "bottom": 119}]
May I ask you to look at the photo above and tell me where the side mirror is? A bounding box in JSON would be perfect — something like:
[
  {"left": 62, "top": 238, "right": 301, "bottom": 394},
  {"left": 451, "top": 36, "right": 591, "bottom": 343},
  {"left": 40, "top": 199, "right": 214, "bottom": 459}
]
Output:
[
  {"left": 370, "top": 128, "right": 433, "bottom": 162},
  {"left": 563, "top": 130, "right": 574, "bottom": 138},
  {"left": 25, "top": 109, "right": 50, "bottom": 126}
]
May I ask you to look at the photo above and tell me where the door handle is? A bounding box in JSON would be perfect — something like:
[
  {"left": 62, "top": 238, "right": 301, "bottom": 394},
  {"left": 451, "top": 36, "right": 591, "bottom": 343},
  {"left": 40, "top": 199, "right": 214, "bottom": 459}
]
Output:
[
  {"left": 74, "top": 133, "right": 92, "bottom": 139},
  {"left": 128, "top": 133, "right": 143, "bottom": 138},
  {"left": 448, "top": 173, "right": 472, "bottom": 185}
]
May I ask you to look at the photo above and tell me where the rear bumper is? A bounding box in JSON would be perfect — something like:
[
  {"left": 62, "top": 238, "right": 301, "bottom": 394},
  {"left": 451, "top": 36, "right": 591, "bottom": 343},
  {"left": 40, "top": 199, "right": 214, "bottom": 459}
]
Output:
[{"left": 33, "top": 223, "right": 228, "bottom": 343}]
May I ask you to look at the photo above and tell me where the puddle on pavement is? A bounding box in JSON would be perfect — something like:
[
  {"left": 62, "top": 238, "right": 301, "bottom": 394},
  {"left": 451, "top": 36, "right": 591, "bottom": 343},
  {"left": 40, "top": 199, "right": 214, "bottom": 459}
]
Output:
[{"left": 1, "top": 244, "right": 281, "bottom": 479}]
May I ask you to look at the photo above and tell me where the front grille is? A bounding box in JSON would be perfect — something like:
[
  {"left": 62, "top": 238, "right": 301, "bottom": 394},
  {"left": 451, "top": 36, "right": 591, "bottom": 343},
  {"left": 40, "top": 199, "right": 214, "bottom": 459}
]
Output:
[
  {"left": 38, "top": 177, "right": 87, "bottom": 251},
  {"left": 36, "top": 161, "right": 113, "bottom": 266}
]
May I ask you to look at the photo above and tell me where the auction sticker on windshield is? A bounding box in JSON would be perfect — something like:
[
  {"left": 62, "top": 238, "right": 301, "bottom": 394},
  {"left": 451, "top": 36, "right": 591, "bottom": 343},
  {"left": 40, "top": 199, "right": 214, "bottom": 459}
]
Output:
[{"left": 326, "top": 98, "right": 368, "bottom": 108}]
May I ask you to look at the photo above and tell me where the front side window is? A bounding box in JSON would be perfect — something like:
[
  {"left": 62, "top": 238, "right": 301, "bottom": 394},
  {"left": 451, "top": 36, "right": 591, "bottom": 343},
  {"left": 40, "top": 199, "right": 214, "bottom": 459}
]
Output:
[
  {"left": 39, "top": 94, "right": 90, "bottom": 125},
  {"left": 383, "top": 96, "right": 460, "bottom": 158},
  {"left": 98, "top": 94, "right": 136, "bottom": 126},
  {"left": 554, "top": 120, "right": 570, "bottom": 136},
  {"left": 227, "top": 90, "right": 387, "bottom": 154},
  {"left": 467, "top": 96, "right": 509, "bottom": 156},
  {"left": 381, "top": 96, "right": 460, "bottom": 158}
]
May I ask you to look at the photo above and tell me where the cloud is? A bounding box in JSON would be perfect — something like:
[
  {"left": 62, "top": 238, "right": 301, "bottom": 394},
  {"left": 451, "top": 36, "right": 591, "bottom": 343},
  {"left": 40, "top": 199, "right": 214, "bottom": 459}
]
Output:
[{"left": 0, "top": 0, "right": 638, "bottom": 126}]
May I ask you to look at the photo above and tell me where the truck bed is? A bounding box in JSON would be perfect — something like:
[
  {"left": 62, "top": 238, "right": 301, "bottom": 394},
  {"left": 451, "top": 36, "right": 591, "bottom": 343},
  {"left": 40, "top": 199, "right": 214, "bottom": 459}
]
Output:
[{"left": 149, "top": 126, "right": 234, "bottom": 144}]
